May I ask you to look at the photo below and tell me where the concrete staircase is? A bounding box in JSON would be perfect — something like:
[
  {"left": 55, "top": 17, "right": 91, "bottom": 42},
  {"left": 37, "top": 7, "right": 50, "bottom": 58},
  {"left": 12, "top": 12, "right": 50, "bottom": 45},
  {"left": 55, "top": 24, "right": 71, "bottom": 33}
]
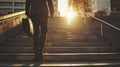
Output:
[{"left": 0, "top": 17, "right": 120, "bottom": 67}]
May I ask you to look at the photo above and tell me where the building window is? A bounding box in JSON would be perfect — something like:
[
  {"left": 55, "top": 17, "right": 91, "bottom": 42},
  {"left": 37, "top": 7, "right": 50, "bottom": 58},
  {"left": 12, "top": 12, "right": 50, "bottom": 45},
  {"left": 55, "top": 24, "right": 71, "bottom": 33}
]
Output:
[
  {"left": 0, "top": 2, "right": 12, "bottom": 7},
  {"left": 15, "top": 9, "right": 24, "bottom": 12},
  {"left": 0, "top": 8, "right": 12, "bottom": 15},
  {"left": 14, "top": 2, "right": 25, "bottom": 7}
]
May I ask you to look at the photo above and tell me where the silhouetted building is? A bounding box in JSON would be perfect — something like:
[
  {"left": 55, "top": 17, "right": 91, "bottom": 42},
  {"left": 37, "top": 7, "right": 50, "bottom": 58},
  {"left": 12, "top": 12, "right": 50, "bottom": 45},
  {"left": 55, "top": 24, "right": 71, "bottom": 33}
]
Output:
[{"left": 111, "top": 0, "right": 120, "bottom": 12}]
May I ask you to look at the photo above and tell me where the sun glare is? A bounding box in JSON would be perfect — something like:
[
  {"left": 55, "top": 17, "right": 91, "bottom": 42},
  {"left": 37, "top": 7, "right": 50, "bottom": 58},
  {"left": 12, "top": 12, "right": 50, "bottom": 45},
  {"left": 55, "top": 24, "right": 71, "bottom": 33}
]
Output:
[
  {"left": 58, "top": 0, "right": 77, "bottom": 25},
  {"left": 65, "top": 7, "right": 77, "bottom": 25}
]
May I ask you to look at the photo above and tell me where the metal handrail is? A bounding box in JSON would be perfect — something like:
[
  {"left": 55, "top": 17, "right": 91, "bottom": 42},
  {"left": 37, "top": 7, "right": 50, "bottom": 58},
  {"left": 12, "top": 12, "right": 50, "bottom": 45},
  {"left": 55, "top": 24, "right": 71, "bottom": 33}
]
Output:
[
  {"left": 88, "top": 15, "right": 120, "bottom": 31},
  {"left": 0, "top": 11, "right": 25, "bottom": 24},
  {"left": 0, "top": 11, "right": 25, "bottom": 43},
  {"left": 86, "top": 14, "right": 120, "bottom": 39}
]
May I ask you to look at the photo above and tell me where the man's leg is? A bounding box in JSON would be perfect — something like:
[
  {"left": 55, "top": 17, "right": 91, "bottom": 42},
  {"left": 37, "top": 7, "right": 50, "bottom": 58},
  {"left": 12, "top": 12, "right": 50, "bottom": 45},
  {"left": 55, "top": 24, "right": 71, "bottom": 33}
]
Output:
[
  {"left": 39, "top": 17, "right": 48, "bottom": 50},
  {"left": 31, "top": 16, "right": 43, "bottom": 61}
]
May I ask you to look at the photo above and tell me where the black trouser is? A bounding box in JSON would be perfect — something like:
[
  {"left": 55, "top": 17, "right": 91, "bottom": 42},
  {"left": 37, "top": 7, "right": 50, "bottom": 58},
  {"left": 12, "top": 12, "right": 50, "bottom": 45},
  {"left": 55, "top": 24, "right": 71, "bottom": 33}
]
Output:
[{"left": 30, "top": 15, "right": 48, "bottom": 59}]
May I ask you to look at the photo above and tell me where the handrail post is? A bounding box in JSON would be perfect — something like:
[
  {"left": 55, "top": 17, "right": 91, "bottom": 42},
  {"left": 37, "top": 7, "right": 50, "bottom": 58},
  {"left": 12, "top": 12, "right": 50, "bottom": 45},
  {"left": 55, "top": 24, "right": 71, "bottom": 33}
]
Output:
[{"left": 100, "top": 23, "right": 104, "bottom": 38}]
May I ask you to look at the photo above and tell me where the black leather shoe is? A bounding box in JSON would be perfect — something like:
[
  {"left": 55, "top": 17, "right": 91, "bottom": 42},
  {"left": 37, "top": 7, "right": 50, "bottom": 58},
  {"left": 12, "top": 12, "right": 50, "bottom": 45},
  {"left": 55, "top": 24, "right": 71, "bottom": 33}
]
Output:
[
  {"left": 34, "top": 55, "right": 43, "bottom": 62},
  {"left": 34, "top": 52, "right": 43, "bottom": 62}
]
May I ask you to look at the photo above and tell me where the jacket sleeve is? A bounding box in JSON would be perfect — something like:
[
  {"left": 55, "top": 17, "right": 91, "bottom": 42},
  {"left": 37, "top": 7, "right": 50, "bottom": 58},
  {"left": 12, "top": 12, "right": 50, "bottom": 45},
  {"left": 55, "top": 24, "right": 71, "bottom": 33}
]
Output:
[
  {"left": 47, "top": 0, "right": 54, "bottom": 14},
  {"left": 25, "top": 0, "right": 31, "bottom": 15}
]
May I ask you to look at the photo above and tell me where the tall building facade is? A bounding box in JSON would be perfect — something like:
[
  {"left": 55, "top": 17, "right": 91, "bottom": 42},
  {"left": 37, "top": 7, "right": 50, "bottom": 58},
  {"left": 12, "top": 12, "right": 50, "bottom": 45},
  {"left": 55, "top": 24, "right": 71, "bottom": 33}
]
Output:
[
  {"left": 52, "top": 0, "right": 59, "bottom": 16},
  {"left": 0, "top": 0, "right": 25, "bottom": 16},
  {"left": 91, "top": 0, "right": 111, "bottom": 15},
  {"left": 0, "top": 0, "right": 59, "bottom": 16}
]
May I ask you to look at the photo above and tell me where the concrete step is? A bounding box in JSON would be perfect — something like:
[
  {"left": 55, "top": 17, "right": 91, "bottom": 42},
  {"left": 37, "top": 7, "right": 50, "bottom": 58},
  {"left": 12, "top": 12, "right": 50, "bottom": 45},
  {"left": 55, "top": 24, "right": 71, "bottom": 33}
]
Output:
[
  {"left": 0, "top": 53, "right": 119, "bottom": 62},
  {"left": 47, "top": 28, "right": 94, "bottom": 35},
  {"left": 15, "top": 28, "right": 95, "bottom": 38},
  {"left": 1, "top": 42, "right": 110, "bottom": 47},
  {"left": 10, "top": 29, "right": 101, "bottom": 42},
  {"left": 0, "top": 61, "right": 120, "bottom": 67},
  {"left": 9, "top": 34, "right": 102, "bottom": 42},
  {"left": 0, "top": 46, "right": 117, "bottom": 53},
  {"left": 48, "top": 42, "right": 111, "bottom": 47},
  {"left": 47, "top": 35, "right": 103, "bottom": 42},
  {"left": 8, "top": 35, "right": 33, "bottom": 42}
]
